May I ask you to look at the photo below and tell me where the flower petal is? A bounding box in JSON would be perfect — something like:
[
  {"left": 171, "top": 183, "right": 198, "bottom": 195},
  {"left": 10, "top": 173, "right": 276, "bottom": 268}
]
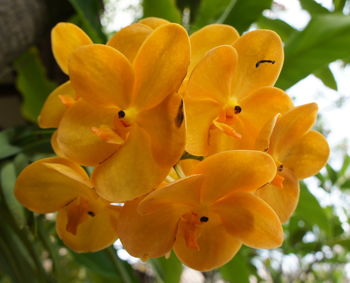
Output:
[
  {"left": 138, "top": 93, "right": 185, "bottom": 166},
  {"left": 232, "top": 30, "right": 284, "bottom": 100},
  {"left": 185, "top": 45, "right": 238, "bottom": 104},
  {"left": 56, "top": 202, "right": 120, "bottom": 252},
  {"left": 213, "top": 192, "right": 283, "bottom": 248},
  {"left": 15, "top": 157, "right": 91, "bottom": 213},
  {"left": 189, "top": 24, "right": 239, "bottom": 76},
  {"left": 184, "top": 98, "right": 221, "bottom": 156},
  {"left": 138, "top": 17, "right": 169, "bottom": 29},
  {"left": 117, "top": 198, "right": 181, "bottom": 259},
  {"left": 56, "top": 100, "right": 118, "bottom": 166},
  {"left": 107, "top": 23, "right": 152, "bottom": 63},
  {"left": 69, "top": 44, "right": 134, "bottom": 109},
  {"left": 283, "top": 130, "right": 330, "bottom": 179},
  {"left": 192, "top": 150, "right": 276, "bottom": 203},
  {"left": 92, "top": 125, "right": 167, "bottom": 202},
  {"left": 256, "top": 168, "right": 299, "bottom": 223},
  {"left": 270, "top": 103, "right": 318, "bottom": 160},
  {"left": 139, "top": 175, "right": 204, "bottom": 215},
  {"left": 174, "top": 214, "right": 241, "bottom": 271},
  {"left": 132, "top": 23, "right": 190, "bottom": 110},
  {"left": 254, "top": 113, "right": 280, "bottom": 152},
  {"left": 38, "top": 81, "right": 75, "bottom": 128},
  {"left": 51, "top": 23, "right": 92, "bottom": 74}
]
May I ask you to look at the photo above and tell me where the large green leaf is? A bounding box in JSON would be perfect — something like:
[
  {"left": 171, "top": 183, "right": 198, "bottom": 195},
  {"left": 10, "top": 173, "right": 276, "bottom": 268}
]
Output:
[
  {"left": 142, "top": 0, "right": 181, "bottom": 23},
  {"left": 150, "top": 252, "right": 182, "bottom": 283},
  {"left": 223, "top": 0, "right": 273, "bottom": 34},
  {"left": 314, "top": 65, "right": 338, "bottom": 90},
  {"left": 13, "top": 48, "right": 57, "bottom": 123},
  {"left": 299, "top": 0, "right": 330, "bottom": 15},
  {"left": 68, "top": 0, "right": 106, "bottom": 43},
  {"left": 257, "top": 16, "right": 296, "bottom": 41},
  {"left": 219, "top": 251, "right": 250, "bottom": 283},
  {"left": 0, "top": 130, "right": 20, "bottom": 159},
  {"left": 277, "top": 14, "right": 350, "bottom": 89}
]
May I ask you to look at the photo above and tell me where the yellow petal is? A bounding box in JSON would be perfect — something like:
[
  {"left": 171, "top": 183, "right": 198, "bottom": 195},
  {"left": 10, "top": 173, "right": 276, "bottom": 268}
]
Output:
[
  {"left": 185, "top": 45, "right": 238, "bottom": 104},
  {"left": 213, "top": 192, "right": 283, "bottom": 248},
  {"left": 270, "top": 103, "right": 318, "bottom": 160},
  {"left": 92, "top": 125, "right": 167, "bottom": 202},
  {"left": 138, "top": 93, "right": 185, "bottom": 166},
  {"left": 107, "top": 23, "right": 152, "bottom": 63},
  {"left": 255, "top": 113, "right": 280, "bottom": 152},
  {"left": 193, "top": 150, "right": 277, "bottom": 203},
  {"left": 69, "top": 44, "right": 134, "bottom": 109},
  {"left": 231, "top": 30, "right": 284, "bottom": 100},
  {"left": 184, "top": 98, "right": 221, "bottom": 156},
  {"left": 132, "top": 23, "right": 190, "bottom": 110},
  {"left": 138, "top": 17, "right": 170, "bottom": 29},
  {"left": 56, "top": 201, "right": 120, "bottom": 252},
  {"left": 15, "top": 157, "right": 92, "bottom": 213},
  {"left": 256, "top": 168, "right": 299, "bottom": 223},
  {"left": 174, "top": 213, "right": 241, "bottom": 271},
  {"left": 38, "top": 81, "right": 75, "bottom": 128},
  {"left": 117, "top": 198, "right": 180, "bottom": 259},
  {"left": 189, "top": 24, "right": 239, "bottom": 76},
  {"left": 283, "top": 130, "right": 330, "bottom": 179},
  {"left": 56, "top": 100, "right": 118, "bottom": 166},
  {"left": 51, "top": 23, "right": 92, "bottom": 74},
  {"left": 139, "top": 175, "right": 204, "bottom": 215}
]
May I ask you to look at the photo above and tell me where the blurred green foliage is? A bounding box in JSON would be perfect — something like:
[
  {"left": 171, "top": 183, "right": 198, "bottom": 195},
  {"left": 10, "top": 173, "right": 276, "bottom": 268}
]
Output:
[{"left": 2, "top": 0, "right": 350, "bottom": 282}]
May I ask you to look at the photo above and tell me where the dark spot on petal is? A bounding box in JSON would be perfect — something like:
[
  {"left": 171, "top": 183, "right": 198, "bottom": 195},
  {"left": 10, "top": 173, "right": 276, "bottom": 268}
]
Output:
[
  {"left": 118, "top": 110, "right": 125, "bottom": 118},
  {"left": 234, "top": 105, "right": 242, "bottom": 114},
  {"left": 175, "top": 100, "right": 184, "bottom": 128},
  {"left": 87, "top": 211, "right": 95, "bottom": 217},
  {"left": 255, "top": 60, "right": 275, "bottom": 68},
  {"left": 200, "top": 216, "right": 209, "bottom": 222}
]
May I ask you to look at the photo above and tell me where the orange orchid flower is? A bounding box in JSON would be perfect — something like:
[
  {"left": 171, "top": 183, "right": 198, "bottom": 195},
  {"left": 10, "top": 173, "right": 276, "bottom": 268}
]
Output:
[
  {"left": 117, "top": 151, "right": 283, "bottom": 271},
  {"left": 52, "top": 23, "right": 190, "bottom": 202},
  {"left": 15, "top": 157, "right": 120, "bottom": 252},
  {"left": 255, "top": 103, "right": 330, "bottom": 223}
]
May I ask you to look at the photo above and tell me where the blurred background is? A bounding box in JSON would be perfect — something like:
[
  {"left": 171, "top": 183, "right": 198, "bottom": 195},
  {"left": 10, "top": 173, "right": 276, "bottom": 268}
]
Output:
[{"left": 1, "top": 0, "right": 350, "bottom": 282}]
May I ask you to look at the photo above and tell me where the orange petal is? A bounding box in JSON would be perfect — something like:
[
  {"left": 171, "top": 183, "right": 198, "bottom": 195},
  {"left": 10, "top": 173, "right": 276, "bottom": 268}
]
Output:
[
  {"left": 51, "top": 23, "right": 92, "bottom": 74},
  {"left": 56, "top": 100, "right": 118, "bottom": 166},
  {"left": 138, "top": 17, "right": 170, "bottom": 29},
  {"left": 186, "top": 45, "right": 237, "bottom": 104},
  {"left": 232, "top": 30, "right": 284, "bottom": 100},
  {"left": 269, "top": 103, "right": 318, "bottom": 160},
  {"left": 38, "top": 81, "right": 75, "bottom": 128},
  {"left": 138, "top": 93, "right": 185, "bottom": 166},
  {"left": 91, "top": 125, "right": 125, "bottom": 145},
  {"left": 107, "top": 23, "right": 152, "bottom": 63},
  {"left": 213, "top": 192, "right": 283, "bottom": 249},
  {"left": 15, "top": 157, "right": 92, "bottom": 213},
  {"left": 117, "top": 198, "right": 181, "bottom": 259},
  {"left": 69, "top": 44, "right": 134, "bottom": 109},
  {"left": 184, "top": 98, "right": 221, "bottom": 156},
  {"left": 192, "top": 150, "right": 276, "bottom": 203},
  {"left": 255, "top": 113, "right": 280, "bottom": 152},
  {"left": 132, "top": 23, "right": 190, "bottom": 110},
  {"left": 256, "top": 168, "right": 299, "bottom": 223},
  {"left": 92, "top": 125, "right": 167, "bottom": 202},
  {"left": 212, "top": 120, "right": 242, "bottom": 139},
  {"left": 139, "top": 175, "right": 204, "bottom": 215},
  {"left": 56, "top": 201, "right": 120, "bottom": 252},
  {"left": 189, "top": 24, "right": 239, "bottom": 76},
  {"left": 283, "top": 130, "right": 330, "bottom": 179},
  {"left": 174, "top": 212, "right": 241, "bottom": 271}
]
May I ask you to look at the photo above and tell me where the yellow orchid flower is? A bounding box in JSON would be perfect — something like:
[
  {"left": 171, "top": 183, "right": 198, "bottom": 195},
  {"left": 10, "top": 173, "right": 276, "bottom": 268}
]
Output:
[
  {"left": 39, "top": 21, "right": 154, "bottom": 128},
  {"left": 117, "top": 151, "right": 283, "bottom": 271},
  {"left": 15, "top": 157, "right": 120, "bottom": 252},
  {"left": 52, "top": 23, "right": 190, "bottom": 202},
  {"left": 184, "top": 31, "right": 292, "bottom": 156},
  {"left": 255, "top": 103, "right": 330, "bottom": 223}
]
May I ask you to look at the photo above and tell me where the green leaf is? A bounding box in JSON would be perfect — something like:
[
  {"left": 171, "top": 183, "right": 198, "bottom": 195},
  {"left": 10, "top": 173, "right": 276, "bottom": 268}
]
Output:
[
  {"left": 257, "top": 16, "right": 296, "bottom": 41},
  {"left": 68, "top": 0, "right": 107, "bottom": 43},
  {"left": 0, "top": 162, "right": 26, "bottom": 228},
  {"left": 295, "top": 183, "right": 331, "bottom": 236},
  {"left": 13, "top": 48, "right": 57, "bottom": 123},
  {"left": 0, "top": 130, "right": 21, "bottom": 159},
  {"left": 326, "top": 163, "right": 338, "bottom": 184},
  {"left": 333, "top": 0, "right": 347, "bottom": 12},
  {"left": 299, "top": 0, "right": 330, "bottom": 15},
  {"left": 314, "top": 66, "right": 338, "bottom": 90},
  {"left": 277, "top": 14, "right": 350, "bottom": 89},
  {"left": 223, "top": 0, "right": 273, "bottom": 34},
  {"left": 339, "top": 155, "right": 350, "bottom": 177},
  {"left": 142, "top": 0, "right": 181, "bottom": 23},
  {"left": 150, "top": 252, "right": 183, "bottom": 283},
  {"left": 219, "top": 251, "right": 250, "bottom": 283}
]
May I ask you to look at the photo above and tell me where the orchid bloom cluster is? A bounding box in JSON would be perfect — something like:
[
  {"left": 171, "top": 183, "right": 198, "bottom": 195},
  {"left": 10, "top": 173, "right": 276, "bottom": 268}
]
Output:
[{"left": 15, "top": 17, "right": 330, "bottom": 271}]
